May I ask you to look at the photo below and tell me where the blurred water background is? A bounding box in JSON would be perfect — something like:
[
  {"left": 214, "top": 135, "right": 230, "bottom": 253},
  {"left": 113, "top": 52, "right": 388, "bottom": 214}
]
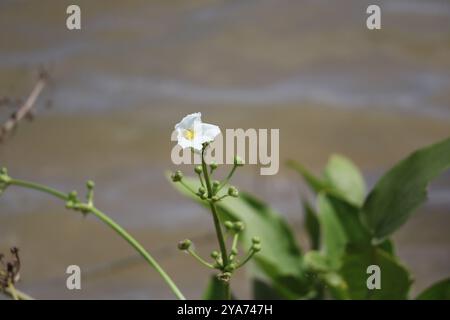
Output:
[{"left": 0, "top": 0, "right": 449, "bottom": 299}]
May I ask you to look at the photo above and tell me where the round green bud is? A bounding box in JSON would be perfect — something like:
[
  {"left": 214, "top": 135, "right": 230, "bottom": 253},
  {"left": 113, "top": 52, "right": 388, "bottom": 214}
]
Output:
[
  {"left": 177, "top": 239, "right": 192, "bottom": 251},
  {"left": 68, "top": 191, "right": 78, "bottom": 200},
  {"left": 212, "top": 180, "right": 220, "bottom": 189},
  {"left": 210, "top": 161, "right": 218, "bottom": 170},
  {"left": 200, "top": 193, "right": 207, "bottom": 200},
  {"left": 234, "top": 156, "right": 244, "bottom": 167},
  {"left": 224, "top": 221, "right": 234, "bottom": 230},
  {"left": 86, "top": 180, "right": 95, "bottom": 189},
  {"left": 233, "top": 221, "right": 245, "bottom": 232},
  {"left": 171, "top": 170, "right": 183, "bottom": 182},
  {"left": 225, "top": 262, "right": 237, "bottom": 272},
  {"left": 65, "top": 201, "right": 74, "bottom": 209},
  {"left": 228, "top": 186, "right": 239, "bottom": 198},
  {"left": 252, "top": 236, "right": 261, "bottom": 244},
  {"left": 252, "top": 243, "right": 261, "bottom": 252},
  {"left": 198, "top": 187, "right": 206, "bottom": 195},
  {"left": 231, "top": 248, "right": 238, "bottom": 256},
  {"left": 0, "top": 167, "right": 7, "bottom": 175},
  {"left": 194, "top": 166, "right": 203, "bottom": 174},
  {"left": 211, "top": 251, "right": 220, "bottom": 259},
  {"left": 211, "top": 195, "right": 219, "bottom": 202}
]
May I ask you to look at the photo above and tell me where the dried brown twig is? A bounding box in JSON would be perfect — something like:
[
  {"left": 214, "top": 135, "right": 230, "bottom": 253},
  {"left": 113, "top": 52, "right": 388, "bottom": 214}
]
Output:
[{"left": 0, "top": 71, "right": 48, "bottom": 142}]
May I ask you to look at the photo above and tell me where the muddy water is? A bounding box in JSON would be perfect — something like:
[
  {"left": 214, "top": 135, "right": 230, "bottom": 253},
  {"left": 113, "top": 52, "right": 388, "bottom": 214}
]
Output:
[{"left": 0, "top": 0, "right": 449, "bottom": 299}]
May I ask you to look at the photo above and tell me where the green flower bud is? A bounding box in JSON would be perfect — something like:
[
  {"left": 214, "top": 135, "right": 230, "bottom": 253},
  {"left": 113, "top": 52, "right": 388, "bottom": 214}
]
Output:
[
  {"left": 252, "top": 236, "right": 261, "bottom": 244},
  {"left": 211, "top": 251, "right": 220, "bottom": 259},
  {"left": 200, "top": 193, "right": 207, "bottom": 200},
  {"left": 177, "top": 239, "right": 192, "bottom": 251},
  {"left": 211, "top": 195, "right": 219, "bottom": 202},
  {"left": 171, "top": 170, "right": 183, "bottom": 182},
  {"left": 228, "top": 186, "right": 239, "bottom": 198},
  {"left": 198, "top": 187, "right": 206, "bottom": 195},
  {"left": 0, "top": 167, "right": 8, "bottom": 176},
  {"left": 231, "top": 248, "right": 238, "bottom": 256},
  {"left": 68, "top": 191, "right": 78, "bottom": 201},
  {"left": 234, "top": 156, "right": 244, "bottom": 167},
  {"left": 233, "top": 221, "right": 245, "bottom": 232},
  {"left": 86, "top": 180, "right": 95, "bottom": 189},
  {"left": 252, "top": 243, "right": 261, "bottom": 252},
  {"left": 65, "top": 201, "right": 74, "bottom": 209},
  {"left": 224, "top": 221, "right": 233, "bottom": 230},
  {"left": 194, "top": 166, "right": 203, "bottom": 174},
  {"left": 210, "top": 161, "right": 218, "bottom": 170},
  {"left": 225, "top": 262, "right": 237, "bottom": 272},
  {"left": 212, "top": 180, "right": 220, "bottom": 191}
]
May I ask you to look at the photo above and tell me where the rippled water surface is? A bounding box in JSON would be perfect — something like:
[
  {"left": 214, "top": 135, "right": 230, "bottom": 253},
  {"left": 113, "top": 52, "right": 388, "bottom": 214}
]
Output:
[{"left": 0, "top": 0, "right": 449, "bottom": 299}]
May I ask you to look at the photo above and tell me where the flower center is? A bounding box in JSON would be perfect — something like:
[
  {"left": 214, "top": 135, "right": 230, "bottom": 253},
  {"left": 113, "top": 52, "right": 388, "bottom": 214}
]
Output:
[{"left": 184, "top": 129, "right": 195, "bottom": 141}]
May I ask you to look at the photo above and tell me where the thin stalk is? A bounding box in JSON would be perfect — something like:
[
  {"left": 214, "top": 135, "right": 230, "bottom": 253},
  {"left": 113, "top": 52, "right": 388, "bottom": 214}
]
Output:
[
  {"left": 6, "top": 178, "right": 186, "bottom": 300},
  {"left": 236, "top": 249, "right": 256, "bottom": 269},
  {"left": 201, "top": 147, "right": 229, "bottom": 269},
  {"left": 217, "top": 164, "right": 237, "bottom": 192},
  {"left": 187, "top": 249, "right": 214, "bottom": 269}
]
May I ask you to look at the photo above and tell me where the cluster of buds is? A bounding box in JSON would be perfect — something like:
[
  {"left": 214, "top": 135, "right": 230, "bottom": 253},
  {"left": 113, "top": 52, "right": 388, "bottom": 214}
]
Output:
[
  {"left": 171, "top": 153, "right": 243, "bottom": 204},
  {"left": 65, "top": 180, "right": 96, "bottom": 215},
  {"left": 0, "top": 247, "right": 21, "bottom": 291},
  {"left": 177, "top": 220, "right": 262, "bottom": 280},
  {"left": 172, "top": 142, "right": 260, "bottom": 285}
]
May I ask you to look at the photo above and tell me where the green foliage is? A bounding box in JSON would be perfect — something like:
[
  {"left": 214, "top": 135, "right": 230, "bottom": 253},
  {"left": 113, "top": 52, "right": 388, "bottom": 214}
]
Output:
[
  {"left": 340, "top": 247, "right": 412, "bottom": 299},
  {"left": 168, "top": 173, "right": 306, "bottom": 298},
  {"left": 416, "top": 278, "right": 450, "bottom": 300},
  {"left": 324, "top": 154, "right": 366, "bottom": 206},
  {"left": 170, "top": 137, "right": 450, "bottom": 300},
  {"left": 303, "top": 200, "right": 320, "bottom": 250},
  {"left": 362, "top": 137, "right": 450, "bottom": 240}
]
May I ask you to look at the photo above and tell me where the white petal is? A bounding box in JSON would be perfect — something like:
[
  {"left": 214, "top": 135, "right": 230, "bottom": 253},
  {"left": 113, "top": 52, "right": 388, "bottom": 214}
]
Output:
[
  {"left": 191, "top": 141, "right": 204, "bottom": 152},
  {"left": 177, "top": 136, "right": 193, "bottom": 149},
  {"left": 199, "top": 123, "right": 221, "bottom": 143},
  {"left": 175, "top": 112, "right": 201, "bottom": 130}
]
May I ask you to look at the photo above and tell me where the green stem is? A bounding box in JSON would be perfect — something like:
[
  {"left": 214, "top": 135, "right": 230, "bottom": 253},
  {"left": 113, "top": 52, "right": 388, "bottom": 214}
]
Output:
[
  {"left": 201, "top": 146, "right": 230, "bottom": 274},
  {"left": 236, "top": 249, "right": 256, "bottom": 269},
  {"left": 208, "top": 202, "right": 229, "bottom": 268},
  {"left": 6, "top": 178, "right": 186, "bottom": 300},
  {"left": 217, "top": 165, "right": 237, "bottom": 192},
  {"left": 9, "top": 179, "right": 68, "bottom": 201},
  {"left": 224, "top": 281, "right": 231, "bottom": 300},
  {"left": 231, "top": 233, "right": 239, "bottom": 253},
  {"left": 187, "top": 249, "right": 214, "bottom": 269},
  {"left": 179, "top": 180, "right": 198, "bottom": 196}
]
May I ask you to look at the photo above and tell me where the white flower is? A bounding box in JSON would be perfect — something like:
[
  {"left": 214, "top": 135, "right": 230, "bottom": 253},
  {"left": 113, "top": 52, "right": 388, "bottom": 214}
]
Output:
[{"left": 174, "top": 112, "right": 221, "bottom": 152}]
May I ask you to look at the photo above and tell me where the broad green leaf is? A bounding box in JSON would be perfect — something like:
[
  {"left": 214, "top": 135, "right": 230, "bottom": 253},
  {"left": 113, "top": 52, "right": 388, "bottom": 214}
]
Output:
[
  {"left": 317, "top": 194, "right": 371, "bottom": 268},
  {"left": 303, "top": 200, "right": 320, "bottom": 250},
  {"left": 303, "top": 251, "right": 332, "bottom": 273},
  {"left": 303, "top": 251, "right": 350, "bottom": 300},
  {"left": 287, "top": 160, "right": 328, "bottom": 193},
  {"left": 324, "top": 154, "right": 366, "bottom": 207},
  {"left": 168, "top": 174, "right": 304, "bottom": 296},
  {"left": 289, "top": 159, "right": 364, "bottom": 205},
  {"left": 252, "top": 278, "right": 285, "bottom": 300},
  {"left": 203, "top": 275, "right": 230, "bottom": 300},
  {"left": 362, "top": 137, "right": 450, "bottom": 240},
  {"left": 340, "top": 247, "right": 412, "bottom": 299},
  {"left": 377, "top": 239, "right": 395, "bottom": 255},
  {"left": 317, "top": 193, "right": 347, "bottom": 269},
  {"left": 416, "top": 278, "right": 450, "bottom": 300}
]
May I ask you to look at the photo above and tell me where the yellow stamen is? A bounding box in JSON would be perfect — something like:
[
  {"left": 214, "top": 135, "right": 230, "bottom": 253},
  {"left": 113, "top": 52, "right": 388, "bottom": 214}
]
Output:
[{"left": 184, "top": 129, "right": 195, "bottom": 141}]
